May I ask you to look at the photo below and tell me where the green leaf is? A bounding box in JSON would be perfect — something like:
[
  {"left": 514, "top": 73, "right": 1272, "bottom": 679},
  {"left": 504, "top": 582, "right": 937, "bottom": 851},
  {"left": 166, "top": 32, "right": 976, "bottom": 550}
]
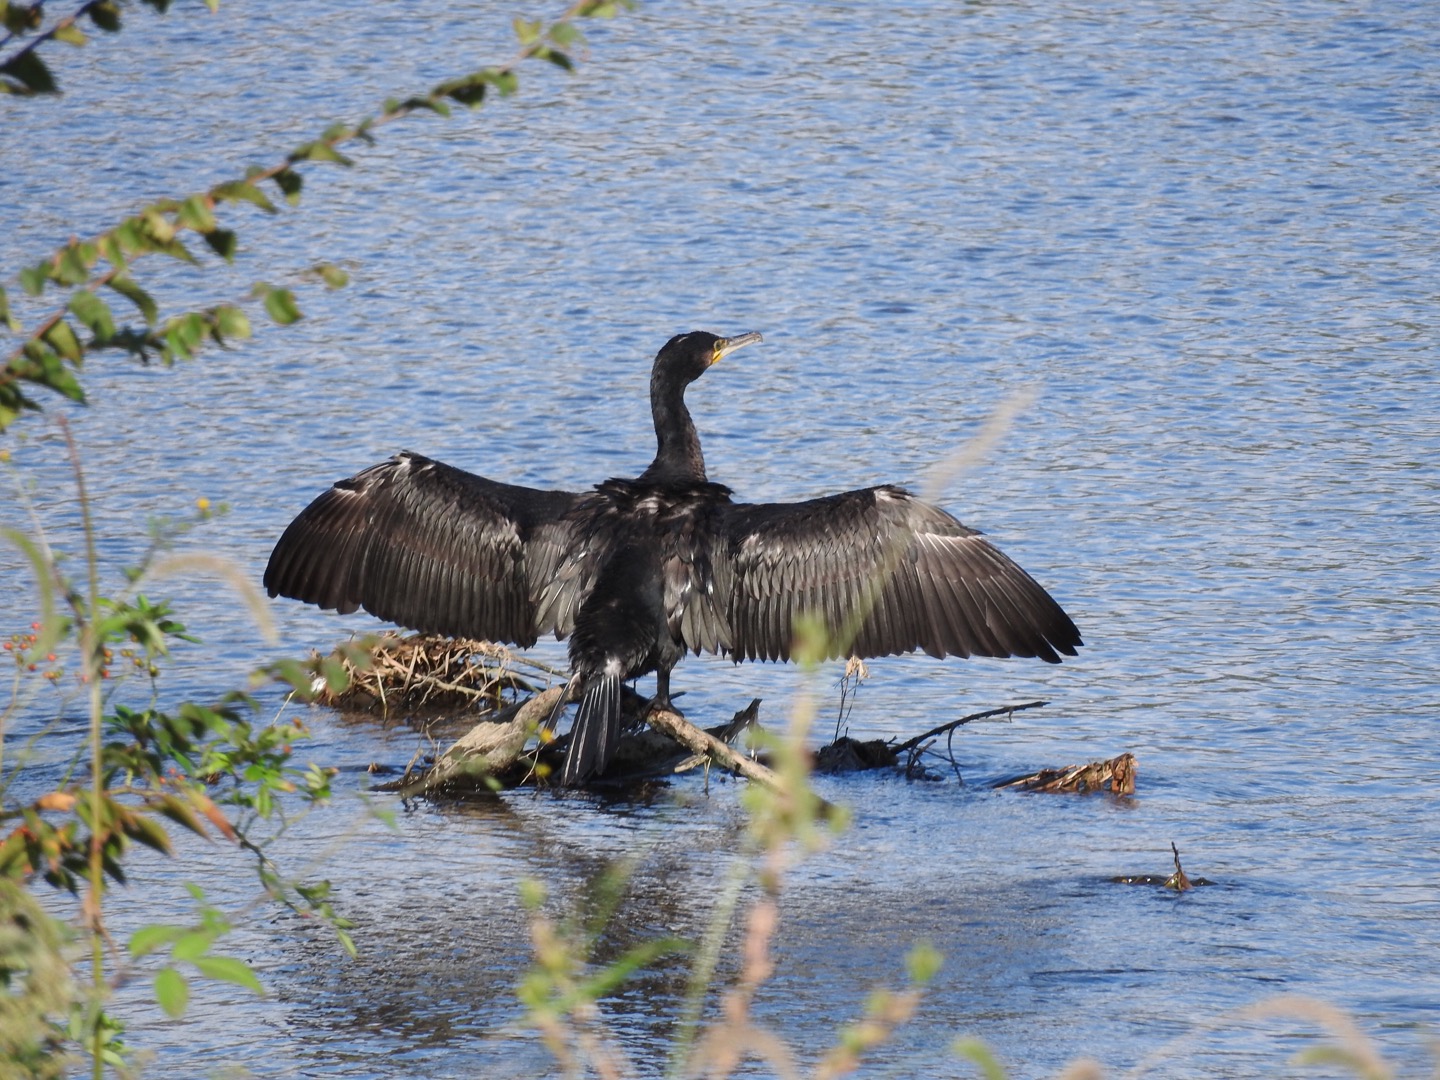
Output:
[
  {"left": 0, "top": 50, "right": 57, "bottom": 95},
  {"left": 447, "top": 84, "right": 485, "bottom": 107},
  {"left": 211, "top": 180, "right": 277, "bottom": 213},
  {"left": 18, "top": 263, "right": 47, "bottom": 296},
  {"left": 395, "top": 95, "right": 450, "bottom": 118},
  {"left": 107, "top": 275, "right": 158, "bottom": 324},
  {"left": 319, "top": 656, "right": 351, "bottom": 694},
  {"left": 111, "top": 218, "right": 147, "bottom": 256},
  {"left": 154, "top": 966, "right": 189, "bottom": 1018},
  {"left": 267, "top": 658, "right": 317, "bottom": 696},
  {"left": 20, "top": 340, "right": 84, "bottom": 401},
  {"left": 154, "top": 237, "right": 198, "bottom": 264},
  {"left": 42, "top": 320, "right": 83, "bottom": 363},
  {"left": 141, "top": 208, "right": 176, "bottom": 243},
  {"left": 0, "top": 285, "right": 16, "bottom": 332},
  {"left": 130, "top": 923, "right": 186, "bottom": 958},
  {"left": 170, "top": 930, "right": 215, "bottom": 963},
  {"left": 69, "top": 291, "right": 116, "bottom": 342},
  {"left": 3, "top": 4, "right": 45, "bottom": 34},
  {"left": 125, "top": 811, "right": 173, "bottom": 855},
  {"left": 314, "top": 262, "right": 349, "bottom": 289},
  {"left": 262, "top": 288, "right": 302, "bottom": 326},
  {"left": 213, "top": 305, "right": 251, "bottom": 342},
  {"left": 272, "top": 167, "right": 303, "bottom": 206},
  {"left": 289, "top": 140, "right": 353, "bottom": 167},
  {"left": 88, "top": 1, "right": 121, "bottom": 31},
  {"left": 55, "top": 242, "right": 96, "bottom": 285},
  {"left": 0, "top": 528, "right": 62, "bottom": 652},
  {"left": 548, "top": 22, "right": 581, "bottom": 46},
  {"left": 905, "top": 941, "right": 942, "bottom": 985},
  {"left": 177, "top": 195, "right": 216, "bottom": 232},
  {"left": 55, "top": 22, "right": 88, "bottom": 46},
  {"left": 203, "top": 228, "right": 237, "bottom": 261},
  {"left": 153, "top": 794, "right": 209, "bottom": 839},
  {"left": 97, "top": 233, "right": 127, "bottom": 271},
  {"left": 162, "top": 312, "right": 207, "bottom": 361},
  {"left": 52, "top": 22, "right": 86, "bottom": 46},
  {"left": 192, "top": 955, "right": 264, "bottom": 995},
  {"left": 485, "top": 68, "right": 519, "bottom": 96},
  {"left": 952, "top": 1038, "right": 1008, "bottom": 1080}
]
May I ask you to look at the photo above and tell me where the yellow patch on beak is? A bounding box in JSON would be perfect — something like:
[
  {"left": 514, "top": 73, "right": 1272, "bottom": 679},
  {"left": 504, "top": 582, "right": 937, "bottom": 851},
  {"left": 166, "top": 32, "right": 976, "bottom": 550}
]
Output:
[{"left": 711, "top": 331, "right": 764, "bottom": 365}]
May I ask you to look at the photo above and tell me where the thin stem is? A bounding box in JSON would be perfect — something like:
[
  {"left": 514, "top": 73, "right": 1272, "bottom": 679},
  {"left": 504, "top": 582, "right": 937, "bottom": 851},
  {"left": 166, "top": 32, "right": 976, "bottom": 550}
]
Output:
[
  {"left": 59, "top": 417, "right": 107, "bottom": 1077},
  {"left": 666, "top": 856, "right": 751, "bottom": 1078}
]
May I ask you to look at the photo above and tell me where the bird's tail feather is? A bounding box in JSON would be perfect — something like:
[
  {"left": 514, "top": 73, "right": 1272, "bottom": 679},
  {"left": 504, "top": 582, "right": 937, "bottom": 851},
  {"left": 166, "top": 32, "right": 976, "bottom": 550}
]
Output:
[{"left": 561, "top": 672, "right": 623, "bottom": 785}]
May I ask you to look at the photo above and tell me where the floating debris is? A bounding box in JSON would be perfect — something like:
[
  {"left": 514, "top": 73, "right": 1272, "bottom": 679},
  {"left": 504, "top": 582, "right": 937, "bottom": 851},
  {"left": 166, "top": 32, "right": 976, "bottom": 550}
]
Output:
[
  {"left": 1114, "top": 843, "right": 1213, "bottom": 890},
  {"left": 994, "top": 752, "right": 1137, "bottom": 795}
]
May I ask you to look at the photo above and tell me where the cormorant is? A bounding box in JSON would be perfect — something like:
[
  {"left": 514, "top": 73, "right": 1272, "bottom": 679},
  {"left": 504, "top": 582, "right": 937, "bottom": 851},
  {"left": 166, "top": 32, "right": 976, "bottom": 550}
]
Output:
[{"left": 264, "top": 331, "right": 1081, "bottom": 784}]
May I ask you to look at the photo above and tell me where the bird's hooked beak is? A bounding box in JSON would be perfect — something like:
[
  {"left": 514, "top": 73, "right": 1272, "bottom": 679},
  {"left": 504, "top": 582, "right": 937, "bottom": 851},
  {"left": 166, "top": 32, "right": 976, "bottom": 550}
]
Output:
[{"left": 710, "top": 331, "right": 763, "bottom": 366}]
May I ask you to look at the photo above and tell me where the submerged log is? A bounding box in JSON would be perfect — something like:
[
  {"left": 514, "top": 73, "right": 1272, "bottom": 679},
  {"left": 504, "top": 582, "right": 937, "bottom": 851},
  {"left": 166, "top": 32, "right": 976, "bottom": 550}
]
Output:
[{"left": 814, "top": 737, "right": 898, "bottom": 773}]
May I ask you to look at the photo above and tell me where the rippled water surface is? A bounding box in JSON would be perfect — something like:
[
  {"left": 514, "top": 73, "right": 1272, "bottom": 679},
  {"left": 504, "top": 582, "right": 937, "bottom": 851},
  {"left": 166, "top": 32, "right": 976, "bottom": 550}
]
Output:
[{"left": 3, "top": 1, "right": 1439, "bottom": 1076}]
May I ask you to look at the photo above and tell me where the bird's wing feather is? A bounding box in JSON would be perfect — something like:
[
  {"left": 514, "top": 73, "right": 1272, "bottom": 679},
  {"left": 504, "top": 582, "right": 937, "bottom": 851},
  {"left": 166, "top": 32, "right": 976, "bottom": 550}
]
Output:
[
  {"left": 716, "top": 485, "right": 1081, "bottom": 663},
  {"left": 264, "top": 451, "right": 584, "bottom": 645}
]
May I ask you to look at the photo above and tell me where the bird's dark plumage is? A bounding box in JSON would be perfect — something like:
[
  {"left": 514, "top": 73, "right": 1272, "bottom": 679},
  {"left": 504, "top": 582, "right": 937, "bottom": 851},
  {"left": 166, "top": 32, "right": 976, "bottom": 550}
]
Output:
[{"left": 264, "top": 331, "right": 1081, "bottom": 784}]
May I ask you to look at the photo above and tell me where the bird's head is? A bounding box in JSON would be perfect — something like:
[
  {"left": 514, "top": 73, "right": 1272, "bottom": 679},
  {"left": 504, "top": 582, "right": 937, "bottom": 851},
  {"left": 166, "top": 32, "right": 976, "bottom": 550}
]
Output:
[{"left": 654, "top": 330, "right": 763, "bottom": 386}]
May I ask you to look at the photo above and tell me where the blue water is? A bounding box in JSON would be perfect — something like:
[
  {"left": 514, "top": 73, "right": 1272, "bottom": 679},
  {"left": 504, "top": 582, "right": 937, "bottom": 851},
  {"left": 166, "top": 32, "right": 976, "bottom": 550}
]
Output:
[{"left": 3, "top": 1, "right": 1439, "bottom": 1076}]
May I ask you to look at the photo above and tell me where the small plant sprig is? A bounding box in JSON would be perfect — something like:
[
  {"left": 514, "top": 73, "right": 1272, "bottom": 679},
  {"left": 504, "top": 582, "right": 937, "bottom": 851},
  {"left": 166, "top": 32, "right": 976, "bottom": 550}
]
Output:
[
  {"left": 1, "top": 0, "right": 634, "bottom": 430},
  {"left": 515, "top": 617, "right": 944, "bottom": 1079},
  {"left": 1, "top": 420, "right": 357, "bottom": 1075}
]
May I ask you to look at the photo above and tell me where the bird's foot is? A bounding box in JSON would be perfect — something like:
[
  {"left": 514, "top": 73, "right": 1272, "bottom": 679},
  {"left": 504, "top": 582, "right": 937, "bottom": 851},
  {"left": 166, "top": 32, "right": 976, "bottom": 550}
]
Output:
[{"left": 645, "top": 692, "right": 684, "bottom": 718}]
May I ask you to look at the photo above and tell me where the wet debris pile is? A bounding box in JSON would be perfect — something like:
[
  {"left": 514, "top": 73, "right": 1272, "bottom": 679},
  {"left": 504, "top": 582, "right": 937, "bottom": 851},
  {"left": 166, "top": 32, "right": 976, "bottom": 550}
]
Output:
[
  {"left": 321, "top": 635, "right": 1131, "bottom": 799},
  {"left": 994, "top": 752, "right": 1138, "bottom": 795},
  {"left": 313, "top": 633, "right": 561, "bottom": 720}
]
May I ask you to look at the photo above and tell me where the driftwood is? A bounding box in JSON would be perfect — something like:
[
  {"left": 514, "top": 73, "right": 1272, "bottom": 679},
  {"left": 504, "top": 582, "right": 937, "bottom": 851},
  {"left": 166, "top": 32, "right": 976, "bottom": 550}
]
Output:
[
  {"left": 993, "top": 752, "right": 1137, "bottom": 795},
  {"left": 383, "top": 686, "right": 569, "bottom": 796},
  {"left": 335, "top": 634, "right": 1116, "bottom": 800}
]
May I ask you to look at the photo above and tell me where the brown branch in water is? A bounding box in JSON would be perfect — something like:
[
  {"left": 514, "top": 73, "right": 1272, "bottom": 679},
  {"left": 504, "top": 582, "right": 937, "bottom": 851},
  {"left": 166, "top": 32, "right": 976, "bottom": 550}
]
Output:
[
  {"left": 642, "top": 700, "right": 783, "bottom": 794},
  {"left": 892, "top": 699, "right": 1049, "bottom": 755},
  {"left": 1164, "top": 841, "right": 1192, "bottom": 892}
]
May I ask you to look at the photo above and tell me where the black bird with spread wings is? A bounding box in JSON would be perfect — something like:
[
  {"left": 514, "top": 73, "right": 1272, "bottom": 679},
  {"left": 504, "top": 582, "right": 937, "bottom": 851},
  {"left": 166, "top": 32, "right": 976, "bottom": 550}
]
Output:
[{"left": 264, "top": 331, "right": 1081, "bottom": 783}]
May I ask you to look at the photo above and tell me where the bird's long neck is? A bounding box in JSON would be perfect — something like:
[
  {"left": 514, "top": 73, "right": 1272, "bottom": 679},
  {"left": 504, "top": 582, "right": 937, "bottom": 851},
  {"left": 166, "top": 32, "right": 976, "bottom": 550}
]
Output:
[{"left": 639, "top": 370, "right": 706, "bottom": 485}]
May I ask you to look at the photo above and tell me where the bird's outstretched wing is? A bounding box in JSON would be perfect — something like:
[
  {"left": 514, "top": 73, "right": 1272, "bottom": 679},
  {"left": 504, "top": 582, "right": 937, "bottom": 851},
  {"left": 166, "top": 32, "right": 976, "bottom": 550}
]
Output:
[
  {"left": 264, "top": 451, "right": 585, "bottom": 645},
  {"left": 713, "top": 485, "right": 1081, "bottom": 664}
]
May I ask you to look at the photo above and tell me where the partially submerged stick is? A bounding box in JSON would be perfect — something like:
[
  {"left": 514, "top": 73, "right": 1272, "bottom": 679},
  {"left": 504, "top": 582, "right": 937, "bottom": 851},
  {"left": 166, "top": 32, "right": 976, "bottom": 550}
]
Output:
[
  {"left": 643, "top": 699, "right": 781, "bottom": 792},
  {"left": 892, "top": 699, "right": 1049, "bottom": 755}
]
